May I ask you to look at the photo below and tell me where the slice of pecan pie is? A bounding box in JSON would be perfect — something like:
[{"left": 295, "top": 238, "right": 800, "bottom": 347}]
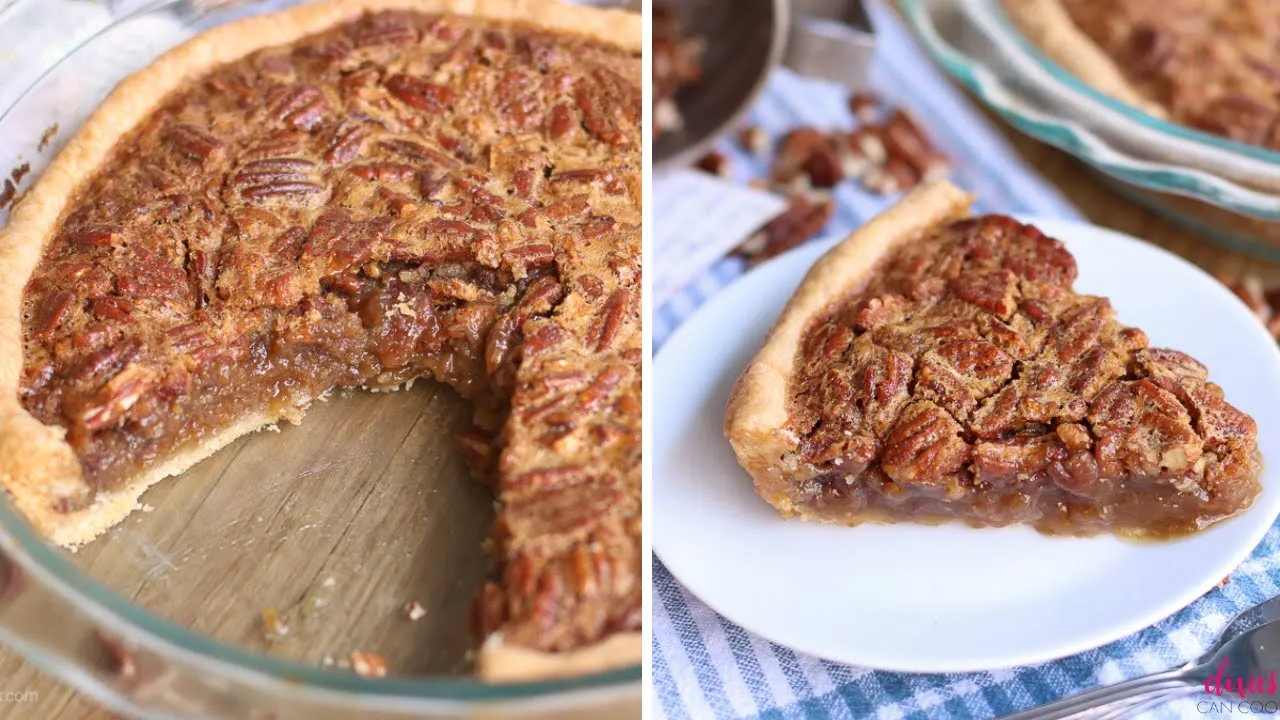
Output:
[
  {"left": 725, "top": 181, "right": 1262, "bottom": 538},
  {"left": 1001, "top": 0, "right": 1280, "bottom": 150},
  {"left": 0, "top": 0, "right": 639, "bottom": 681}
]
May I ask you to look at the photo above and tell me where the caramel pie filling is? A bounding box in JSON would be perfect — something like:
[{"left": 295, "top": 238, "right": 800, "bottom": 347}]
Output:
[
  {"left": 779, "top": 215, "right": 1260, "bottom": 538},
  {"left": 18, "top": 10, "right": 640, "bottom": 655}
]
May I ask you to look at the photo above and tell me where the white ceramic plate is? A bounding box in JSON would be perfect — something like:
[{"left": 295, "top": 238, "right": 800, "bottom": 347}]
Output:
[{"left": 652, "top": 216, "right": 1280, "bottom": 673}]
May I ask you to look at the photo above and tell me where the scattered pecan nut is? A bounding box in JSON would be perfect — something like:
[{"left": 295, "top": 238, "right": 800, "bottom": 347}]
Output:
[
  {"left": 735, "top": 193, "right": 834, "bottom": 264},
  {"left": 738, "top": 126, "right": 769, "bottom": 156},
  {"left": 880, "top": 110, "right": 950, "bottom": 183},
  {"left": 404, "top": 600, "right": 427, "bottom": 621},
  {"left": 849, "top": 91, "right": 880, "bottom": 124},
  {"left": 695, "top": 150, "right": 731, "bottom": 178},
  {"left": 863, "top": 157, "right": 920, "bottom": 197},
  {"left": 773, "top": 128, "right": 843, "bottom": 189}
]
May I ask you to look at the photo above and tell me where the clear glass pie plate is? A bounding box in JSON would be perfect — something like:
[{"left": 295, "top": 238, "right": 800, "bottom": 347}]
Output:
[
  {"left": 900, "top": 0, "right": 1280, "bottom": 261},
  {"left": 0, "top": 1, "right": 639, "bottom": 718}
]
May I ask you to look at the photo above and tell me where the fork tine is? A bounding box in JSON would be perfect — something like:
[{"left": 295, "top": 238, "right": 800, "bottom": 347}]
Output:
[{"left": 1100, "top": 687, "right": 1196, "bottom": 720}]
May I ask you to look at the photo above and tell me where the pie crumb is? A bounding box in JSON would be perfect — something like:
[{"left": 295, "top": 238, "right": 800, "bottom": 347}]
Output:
[
  {"left": 38, "top": 123, "right": 58, "bottom": 152},
  {"left": 404, "top": 600, "right": 427, "bottom": 621},
  {"left": 351, "top": 650, "right": 388, "bottom": 678},
  {"left": 261, "top": 608, "right": 289, "bottom": 638}
]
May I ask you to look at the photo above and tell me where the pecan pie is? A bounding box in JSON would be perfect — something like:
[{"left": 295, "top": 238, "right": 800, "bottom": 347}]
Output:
[
  {"left": 725, "top": 181, "right": 1262, "bottom": 538},
  {"left": 0, "top": 0, "right": 640, "bottom": 681},
  {"left": 1002, "top": 0, "right": 1280, "bottom": 149}
]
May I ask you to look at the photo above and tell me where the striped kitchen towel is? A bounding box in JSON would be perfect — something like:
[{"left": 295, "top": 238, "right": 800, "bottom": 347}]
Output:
[{"left": 651, "top": 2, "right": 1274, "bottom": 719}]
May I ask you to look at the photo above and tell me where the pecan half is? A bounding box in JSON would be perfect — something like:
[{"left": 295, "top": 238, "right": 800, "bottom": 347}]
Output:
[
  {"left": 386, "top": 74, "right": 457, "bottom": 113},
  {"left": 735, "top": 194, "right": 833, "bottom": 264}
]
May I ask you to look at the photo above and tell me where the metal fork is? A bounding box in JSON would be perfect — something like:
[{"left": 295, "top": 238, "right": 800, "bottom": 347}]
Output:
[{"left": 1002, "top": 593, "right": 1280, "bottom": 719}]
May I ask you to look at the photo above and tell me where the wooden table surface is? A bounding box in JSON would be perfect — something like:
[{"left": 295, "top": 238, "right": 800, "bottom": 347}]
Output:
[{"left": 2, "top": 117, "right": 1277, "bottom": 720}]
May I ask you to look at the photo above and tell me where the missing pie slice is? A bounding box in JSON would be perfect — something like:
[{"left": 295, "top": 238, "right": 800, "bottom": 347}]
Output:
[
  {"left": 725, "top": 181, "right": 1262, "bottom": 539},
  {"left": 0, "top": 0, "right": 639, "bottom": 680}
]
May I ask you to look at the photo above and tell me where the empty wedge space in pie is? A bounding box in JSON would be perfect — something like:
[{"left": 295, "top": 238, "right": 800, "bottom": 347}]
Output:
[
  {"left": 725, "top": 180, "right": 1261, "bottom": 539},
  {"left": 0, "top": 0, "right": 640, "bottom": 681}
]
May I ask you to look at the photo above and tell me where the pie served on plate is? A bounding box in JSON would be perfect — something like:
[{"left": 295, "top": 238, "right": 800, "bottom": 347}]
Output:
[
  {"left": 0, "top": 0, "right": 639, "bottom": 681},
  {"left": 725, "top": 181, "right": 1262, "bottom": 538},
  {"left": 1001, "top": 0, "right": 1280, "bottom": 150}
]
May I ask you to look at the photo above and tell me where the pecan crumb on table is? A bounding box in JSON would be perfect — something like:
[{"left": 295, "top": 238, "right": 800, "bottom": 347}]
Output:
[
  {"left": 350, "top": 649, "right": 388, "bottom": 678},
  {"left": 692, "top": 91, "right": 952, "bottom": 263},
  {"left": 403, "top": 600, "right": 427, "bottom": 621}
]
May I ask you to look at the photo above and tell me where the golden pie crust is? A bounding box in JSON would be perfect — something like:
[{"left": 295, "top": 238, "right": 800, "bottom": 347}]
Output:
[{"left": 0, "top": 0, "right": 640, "bottom": 682}]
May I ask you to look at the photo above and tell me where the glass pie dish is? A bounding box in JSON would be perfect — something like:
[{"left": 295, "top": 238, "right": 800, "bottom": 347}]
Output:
[
  {"left": 0, "top": 1, "right": 640, "bottom": 718},
  {"left": 900, "top": 0, "right": 1280, "bottom": 260}
]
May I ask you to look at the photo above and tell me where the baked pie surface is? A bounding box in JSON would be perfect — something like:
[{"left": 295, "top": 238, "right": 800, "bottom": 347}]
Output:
[
  {"left": 1002, "top": 0, "right": 1280, "bottom": 149},
  {"left": 0, "top": 0, "right": 640, "bottom": 681},
  {"left": 725, "top": 181, "right": 1261, "bottom": 538}
]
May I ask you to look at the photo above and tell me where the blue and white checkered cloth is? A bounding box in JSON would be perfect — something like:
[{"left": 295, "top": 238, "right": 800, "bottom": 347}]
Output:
[{"left": 651, "top": 3, "right": 1280, "bottom": 719}]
